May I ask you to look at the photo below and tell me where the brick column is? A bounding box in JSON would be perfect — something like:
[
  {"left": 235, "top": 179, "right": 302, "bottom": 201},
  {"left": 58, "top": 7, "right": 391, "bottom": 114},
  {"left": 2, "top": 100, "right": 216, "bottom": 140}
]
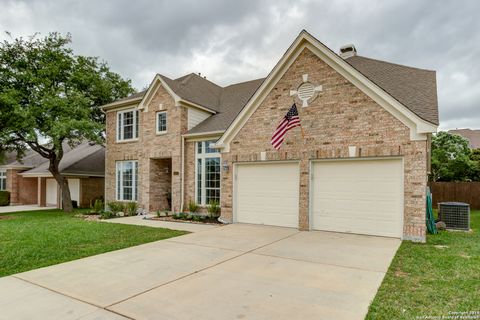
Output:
[
  {"left": 298, "top": 158, "right": 310, "bottom": 230},
  {"left": 38, "top": 177, "right": 47, "bottom": 207}
]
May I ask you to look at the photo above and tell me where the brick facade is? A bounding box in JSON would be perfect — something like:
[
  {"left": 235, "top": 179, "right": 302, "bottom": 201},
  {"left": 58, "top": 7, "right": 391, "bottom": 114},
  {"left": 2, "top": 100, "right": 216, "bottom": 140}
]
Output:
[
  {"left": 104, "top": 48, "right": 430, "bottom": 242},
  {"left": 219, "top": 48, "right": 428, "bottom": 242},
  {"left": 80, "top": 177, "right": 105, "bottom": 208},
  {"left": 6, "top": 169, "right": 38, "bottom": 205},
  {"left": 105, "top": 84, "right": 187, "bottom": 212}
]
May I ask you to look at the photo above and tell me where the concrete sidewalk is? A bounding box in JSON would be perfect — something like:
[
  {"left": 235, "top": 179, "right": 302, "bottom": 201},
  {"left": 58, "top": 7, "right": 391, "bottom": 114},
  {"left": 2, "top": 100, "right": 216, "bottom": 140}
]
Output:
[
  {"left": 1, "top": 224, "right": 400, "bottom": 320},
  {"left": 0, "top": 205, "right": 54, "bottom": 214}
]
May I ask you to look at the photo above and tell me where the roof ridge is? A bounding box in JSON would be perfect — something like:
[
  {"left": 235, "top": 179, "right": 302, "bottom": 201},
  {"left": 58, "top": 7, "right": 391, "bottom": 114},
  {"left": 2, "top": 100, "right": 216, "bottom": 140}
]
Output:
[
  {"left": 223, "top": 77, "right": 265, "bottom": 88},
  {"left": 348, "top": 55, "right": 435, "bottom": 73}
]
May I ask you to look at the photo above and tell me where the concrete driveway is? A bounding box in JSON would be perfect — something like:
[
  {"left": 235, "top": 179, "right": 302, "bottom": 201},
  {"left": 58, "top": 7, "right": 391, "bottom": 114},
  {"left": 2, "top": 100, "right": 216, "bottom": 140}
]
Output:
[{"left": 0, "top": 224, "right": 400, "bottom": 320}]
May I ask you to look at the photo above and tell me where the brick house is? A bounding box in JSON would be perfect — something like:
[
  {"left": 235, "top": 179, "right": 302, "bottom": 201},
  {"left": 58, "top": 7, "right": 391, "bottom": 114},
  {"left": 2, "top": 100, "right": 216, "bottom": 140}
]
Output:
[
  {"left": 0, "top": 142, "right": 105, "bottom": 208},
  {"left": 102, "top": 30, "right": 438, "bottom": 242}
]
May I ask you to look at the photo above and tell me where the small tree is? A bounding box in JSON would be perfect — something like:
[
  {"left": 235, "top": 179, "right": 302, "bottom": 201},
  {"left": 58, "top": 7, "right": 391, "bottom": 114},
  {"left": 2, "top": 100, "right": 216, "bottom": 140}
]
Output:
[
  {"left": 430, "top": 131, "right": 475, "bottom": 182},
  {"left": 0, "top": 32, "right": 134, "bottom": 212}
]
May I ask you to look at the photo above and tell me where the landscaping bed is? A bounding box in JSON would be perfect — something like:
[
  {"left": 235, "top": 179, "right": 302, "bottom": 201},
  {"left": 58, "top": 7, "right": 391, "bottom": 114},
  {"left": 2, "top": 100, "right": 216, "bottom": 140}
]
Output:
[{"left": 150, "top": 215, "right": 222, "bottom": 225}]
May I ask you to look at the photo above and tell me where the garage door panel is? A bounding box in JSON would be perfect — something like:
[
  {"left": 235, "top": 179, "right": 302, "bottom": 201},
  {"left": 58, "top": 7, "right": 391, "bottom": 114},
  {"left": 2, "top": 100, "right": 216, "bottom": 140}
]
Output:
[
  {"left": 312, "top": 159, "right": 403, "bottom": 238},
  {"left": 235, "top": 162, "right": 299, "bottom": 228}
]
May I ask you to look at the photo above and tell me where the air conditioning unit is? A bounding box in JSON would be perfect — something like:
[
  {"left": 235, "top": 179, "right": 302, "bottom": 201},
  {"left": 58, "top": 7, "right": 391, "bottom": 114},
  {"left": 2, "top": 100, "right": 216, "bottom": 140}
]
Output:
[{"left": 438, "top": 202, "right": 470, "bottom": 231}]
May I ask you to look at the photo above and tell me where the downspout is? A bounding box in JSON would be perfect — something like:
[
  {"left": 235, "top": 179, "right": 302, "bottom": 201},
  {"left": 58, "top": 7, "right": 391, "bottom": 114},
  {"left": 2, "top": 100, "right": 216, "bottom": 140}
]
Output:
[
  {"left": 180, "top": 134, "right": 185, "bottom": 212},
  {"left": 101, "top": 107, "right": 108, "bottom": 212}
]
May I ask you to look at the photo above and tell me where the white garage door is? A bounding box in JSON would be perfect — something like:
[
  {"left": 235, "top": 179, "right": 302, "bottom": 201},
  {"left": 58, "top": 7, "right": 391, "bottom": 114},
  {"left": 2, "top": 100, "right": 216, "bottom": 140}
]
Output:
[
  {"left": 46, "top": 179, "right": 58, "bottom": 206},
  {"left": 311, "top": 159, "right": 403, "bottom": 238},
  {"left": 235, "top": 162, "right": 299, "bottom": 228}
]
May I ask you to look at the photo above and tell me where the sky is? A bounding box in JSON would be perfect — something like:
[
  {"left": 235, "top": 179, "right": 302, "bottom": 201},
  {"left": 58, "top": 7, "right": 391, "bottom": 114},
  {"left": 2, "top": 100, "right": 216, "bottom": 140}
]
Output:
[{"left": 0, "top": 0, "right": 478, "bottom": 130}]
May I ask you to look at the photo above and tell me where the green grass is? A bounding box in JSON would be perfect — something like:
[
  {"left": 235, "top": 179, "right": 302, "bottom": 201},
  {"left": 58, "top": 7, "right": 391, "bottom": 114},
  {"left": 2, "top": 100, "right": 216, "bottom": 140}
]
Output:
[
  {"left": 366, "top": 210, "right": 480, "bottom": 319},
  {"left": 0, "top": 209, "right": 188, "bottom": 277}
]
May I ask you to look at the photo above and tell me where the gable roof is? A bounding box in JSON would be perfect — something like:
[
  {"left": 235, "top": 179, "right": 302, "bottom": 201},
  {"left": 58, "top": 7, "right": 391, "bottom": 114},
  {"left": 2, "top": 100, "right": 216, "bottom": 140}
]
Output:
[
  {"left": 14, "top": 143, "right": 105, "bottom": 177},
  {"left": 104, "top": 30, "right": 438, "bottom": 138},
  {"left": 346, "top": 55, "right": 438, "bottom": 125},
  {"left": 186, "top": 78, "right": 265, "bottom": 134},
  {"left": 215, "top": 30, "right": 438, "bottom": 150}
]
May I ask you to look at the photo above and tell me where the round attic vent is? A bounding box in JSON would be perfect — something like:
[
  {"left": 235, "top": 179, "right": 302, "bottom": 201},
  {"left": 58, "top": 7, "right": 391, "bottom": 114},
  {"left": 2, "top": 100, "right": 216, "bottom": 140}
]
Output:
[{"left": 297, "top": 82, "right": 315, "bottom": 101}]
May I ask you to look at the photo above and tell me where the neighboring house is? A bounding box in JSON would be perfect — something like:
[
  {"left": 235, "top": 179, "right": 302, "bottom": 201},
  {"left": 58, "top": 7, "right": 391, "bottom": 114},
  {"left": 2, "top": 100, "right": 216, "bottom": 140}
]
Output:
[
  {"left": 0, "top": 142, "right": 105, "bottom": 208},
  {"left": 102, "top": 30, "right": 438, "bottom": 242},
  {"left": 449, "top": 129, "right": 480, "bottom": 148}
]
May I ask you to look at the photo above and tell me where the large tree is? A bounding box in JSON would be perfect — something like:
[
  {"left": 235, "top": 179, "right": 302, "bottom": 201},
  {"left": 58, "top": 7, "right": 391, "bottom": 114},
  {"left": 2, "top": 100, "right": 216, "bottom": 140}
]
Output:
[
  {"left": 0, "top": 32, "right": 134, "bottom": 211},
  {"left": 430, "top": 131, "right": 475, "bottom": 182}
]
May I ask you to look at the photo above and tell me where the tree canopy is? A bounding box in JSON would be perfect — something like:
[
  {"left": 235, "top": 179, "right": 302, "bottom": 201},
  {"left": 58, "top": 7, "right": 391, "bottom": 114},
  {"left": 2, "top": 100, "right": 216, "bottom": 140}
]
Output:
[
  {"left": 0, "top": 32, "right": 134, "bottom": 211},
  {"left": 430, "top": 131, "right": 479, "bottom": 182}
]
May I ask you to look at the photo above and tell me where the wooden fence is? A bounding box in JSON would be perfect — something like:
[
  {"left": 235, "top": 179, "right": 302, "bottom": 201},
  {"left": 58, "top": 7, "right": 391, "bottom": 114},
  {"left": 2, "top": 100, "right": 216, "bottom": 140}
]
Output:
[{"left": 429, "top": 182, "right": 480, "bottom": 209}]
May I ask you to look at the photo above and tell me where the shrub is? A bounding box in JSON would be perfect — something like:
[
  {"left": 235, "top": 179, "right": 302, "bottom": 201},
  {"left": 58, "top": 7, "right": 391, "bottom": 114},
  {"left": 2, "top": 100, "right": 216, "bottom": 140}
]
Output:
[
  {"left": 188, "top": 200, "right": 199, "bottom": 213},
  {"left": 125, "top": 202, "right": 138, "bottom": 216},
  {"left": 100, "top": 210, "right": 117, "bottom": 219},
  {"left": 207, "top": 200, "right": 220, "bottom": 218},
  {"left": 107, "top": 201, "right": 125, "bottom": 214},
  {"left": 91, "top": 199, "right": 104, "bottom": 214},
  {"left": 0, "top": 191, "right": 10, "bottom": 206},
  {"left": 173, "top": 212, "right": 186, "bottom": 220}
]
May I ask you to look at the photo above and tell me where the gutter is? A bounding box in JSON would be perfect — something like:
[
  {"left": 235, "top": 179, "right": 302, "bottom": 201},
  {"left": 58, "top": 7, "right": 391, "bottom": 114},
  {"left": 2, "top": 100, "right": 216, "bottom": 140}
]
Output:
[
  {"left": 183, "top": 130, "right": 225, "bottom": 139},
  {"left": 101, "top": 97, "right": 143, "bottom": 112}
]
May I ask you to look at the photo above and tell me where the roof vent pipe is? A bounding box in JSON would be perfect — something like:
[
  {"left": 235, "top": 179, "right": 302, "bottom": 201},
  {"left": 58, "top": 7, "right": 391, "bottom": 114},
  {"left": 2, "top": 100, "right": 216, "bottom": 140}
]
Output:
[{"left": 339, "top": 44, "right": 357, "bottom": 59}]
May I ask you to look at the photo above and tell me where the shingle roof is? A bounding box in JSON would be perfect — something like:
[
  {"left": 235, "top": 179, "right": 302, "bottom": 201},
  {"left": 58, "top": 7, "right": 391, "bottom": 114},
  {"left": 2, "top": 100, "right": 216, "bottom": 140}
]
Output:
[
  {"left": 20, "top": 143, "right": 105, "bottom": 176},
  {"left": 345, "top": 55, "right": 439, "bottom": 125},
  {"left": 449, "top": 129, "right": 480, "bottom": 149},
  {"left": 114, "top": 53, "right": 438, "bottom": 135},
  {"left": 187, "top": 78, "right": 264, "bottom": 134}
]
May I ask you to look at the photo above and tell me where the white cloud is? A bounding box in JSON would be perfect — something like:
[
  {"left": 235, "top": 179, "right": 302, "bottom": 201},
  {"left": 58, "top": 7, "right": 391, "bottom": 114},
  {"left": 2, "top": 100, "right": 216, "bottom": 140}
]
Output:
[{"left": 0, "top": 0, "right": 479, "bottom": 129}]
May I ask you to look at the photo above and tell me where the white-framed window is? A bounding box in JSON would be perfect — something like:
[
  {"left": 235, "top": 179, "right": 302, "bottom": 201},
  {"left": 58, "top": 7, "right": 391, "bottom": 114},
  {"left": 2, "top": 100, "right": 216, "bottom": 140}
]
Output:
[
  {"left": 156, "top": 111, "right": 167, "bottom": 134},
  {"left": 0, "top": 170, "right": 6, "bottom": 191},
  {"left": 117, "top": 109, "right": 139, "bottom": 141},
  {"left": 195, "top": 140, "right": 220, "bottom": 205},
  {"left": 116, "top": 161, "right": 138, "bottom": 201}
]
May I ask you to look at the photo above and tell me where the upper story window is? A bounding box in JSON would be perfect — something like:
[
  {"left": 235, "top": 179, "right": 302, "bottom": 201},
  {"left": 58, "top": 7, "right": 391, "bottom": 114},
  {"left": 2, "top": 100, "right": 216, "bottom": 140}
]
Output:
[
  {"left": 196, "top": 140, "right": 220, "bottom": 206},
  {"left": 156, "top": 111, "right": 167, "bottom": 134},
  {"left": 0, "top": 170, "right": 6, "bottom": 191},
  {"left": 117, "top": 109, "right": 139, "bottom": 141},
  {"left": 116, "top": 160, "right": 138, "bottom": 201}
]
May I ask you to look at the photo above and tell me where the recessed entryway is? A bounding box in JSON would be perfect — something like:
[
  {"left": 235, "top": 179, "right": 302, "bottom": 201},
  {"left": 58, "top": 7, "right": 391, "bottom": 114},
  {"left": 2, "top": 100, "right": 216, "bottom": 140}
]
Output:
[
  {"left": 310, "top": 158, "right": 403, "bottom": 238},
  {"left": 234, "top": 162, "right": 299, "bottom": 228}
]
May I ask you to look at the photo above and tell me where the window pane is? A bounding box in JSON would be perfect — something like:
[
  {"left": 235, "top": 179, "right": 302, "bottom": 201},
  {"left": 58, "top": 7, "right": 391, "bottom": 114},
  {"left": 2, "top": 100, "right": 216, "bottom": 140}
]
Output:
[
  {"left": 116, "top": 161, "right": 138, "bottom": 201},
  {"left": 197, "top": 142, "right": 203, "bottom": 154},
  {"left": 117, "top": 113, "right": 122, "bottom": 140},
  {"left": 205, "top": 140, "right": 217, "bottom": 153},
  {"left": 157, "top": 112, "right": 167, "bottom": 132},
  {"left": 134, "top": 162, "right": 138, "bottom": 201},
  {"left": 197, "top": 158, "right": 202, "bottom": 203},
  {"left": 122, "top": 111, "right": 134, "bottom": 140},
  {"left": 205, "top": 157, "right": 220, "bottom": 204},
  {"left": 116, "top": 163, "right": 121, "bottom": 200},
  {"left": 135, "top": 110, "right": 139, "bottom": 138}
]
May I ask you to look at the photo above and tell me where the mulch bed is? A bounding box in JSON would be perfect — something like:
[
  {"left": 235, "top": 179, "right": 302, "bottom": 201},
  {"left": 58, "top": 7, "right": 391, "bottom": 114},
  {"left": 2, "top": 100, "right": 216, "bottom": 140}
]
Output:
[
  {"left": 150, "top": 216, "right": 223, "bottom": 225},
  {"left": 74, "top": 214, "right": 101, "bottom": 221}
]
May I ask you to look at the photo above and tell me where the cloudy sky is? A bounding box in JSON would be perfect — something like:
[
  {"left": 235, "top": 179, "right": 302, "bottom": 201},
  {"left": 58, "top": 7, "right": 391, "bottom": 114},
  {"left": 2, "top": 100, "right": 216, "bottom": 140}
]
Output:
[{"left": 0, "top": 0, "right": 478, "bottom": 130}]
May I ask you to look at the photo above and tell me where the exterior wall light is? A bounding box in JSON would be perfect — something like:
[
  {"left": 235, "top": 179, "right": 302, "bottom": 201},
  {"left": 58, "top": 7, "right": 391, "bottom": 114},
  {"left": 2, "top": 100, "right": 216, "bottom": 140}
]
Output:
[{"left": 222, "top": 160, "right": 229, "bottom": 172}]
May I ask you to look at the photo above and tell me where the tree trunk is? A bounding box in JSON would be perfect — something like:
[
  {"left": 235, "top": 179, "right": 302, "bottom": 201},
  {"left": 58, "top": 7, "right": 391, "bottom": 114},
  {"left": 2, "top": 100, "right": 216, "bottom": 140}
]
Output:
[{"left": 49, "top": 160, "right": 73, "bottom": 212}]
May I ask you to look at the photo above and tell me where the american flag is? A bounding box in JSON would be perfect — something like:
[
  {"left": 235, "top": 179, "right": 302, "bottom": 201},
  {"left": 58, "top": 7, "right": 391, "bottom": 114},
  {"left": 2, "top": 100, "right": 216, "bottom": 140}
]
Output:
[{"left": 271, "top": 103, "right": 301, "bottom": 150}]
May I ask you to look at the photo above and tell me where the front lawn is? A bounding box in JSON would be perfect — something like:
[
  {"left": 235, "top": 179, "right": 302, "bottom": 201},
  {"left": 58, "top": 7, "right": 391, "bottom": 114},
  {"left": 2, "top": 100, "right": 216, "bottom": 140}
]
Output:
[
  {"left": 0, "top": 209, "right": 187, "bottom": 277},
  {"left": 366, "top": 210, "right": 480, "bottom": 319}
]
